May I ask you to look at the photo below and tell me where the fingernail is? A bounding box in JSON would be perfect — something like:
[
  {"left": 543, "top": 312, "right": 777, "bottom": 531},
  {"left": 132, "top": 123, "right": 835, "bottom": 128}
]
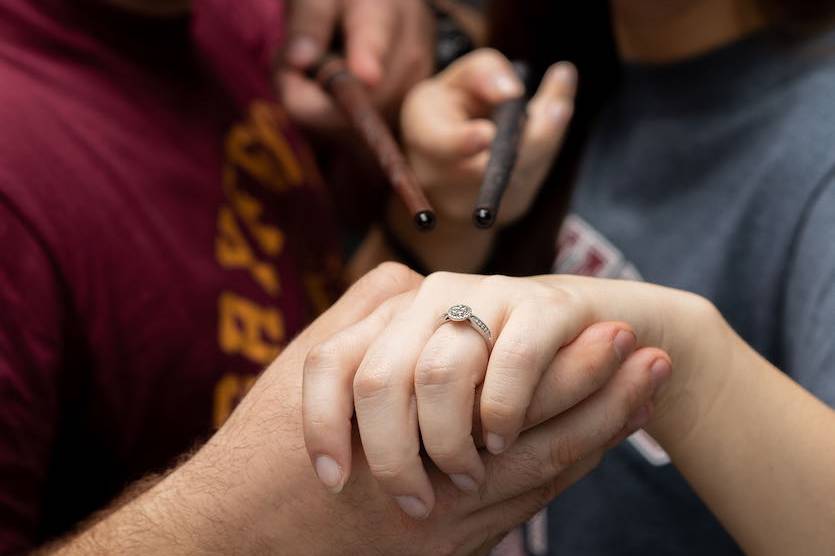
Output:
[
  {"left": 449, "top": 473, "right": 478, "bottom": 493},
  {"left": 549, "top": 62, "right": 577, "bottom": 88},
  {"left": 314, "top": 455, "right": 343, "bottom": 493},
  {"left": 287, "top": 36, "right": 320, "bottom": 67},
  {"left": 485, "top": 432, "right": 506, "bottom": 454},
  {"left": 493, "top": 74, "right": 523, "bottom": 97},
  {"left": 650, "top": 358, "right": 672, "bottom": 392},
  {"left": 395, "top": 496, "right": 430, "bottom": 519},
  {"left": 626, "top": 403, "right": 653, "bottom": 431},
  {"left": 613, "top": 330, "right": 637, "bottom": 361}
]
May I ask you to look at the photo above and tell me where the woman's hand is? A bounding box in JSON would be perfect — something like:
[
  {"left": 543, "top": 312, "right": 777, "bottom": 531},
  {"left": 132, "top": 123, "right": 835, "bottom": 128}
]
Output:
[
  {"left": 304, "top": 277, "right": 835, "bottom": 554},
  {"left": 302, "top": 272, "right": 680, "bottom": 519},
  {"left": 401, "top": 49, "right": 576, "bottom": 227},
  {"left": 385, "top": 48, "right": 576, "bottom": 273}
]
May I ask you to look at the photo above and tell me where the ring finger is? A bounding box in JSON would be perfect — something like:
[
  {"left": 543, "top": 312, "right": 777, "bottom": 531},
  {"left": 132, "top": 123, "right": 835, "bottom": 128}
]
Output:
[{"left": 414, "top": 299, "right": 504, "bottom": 493}]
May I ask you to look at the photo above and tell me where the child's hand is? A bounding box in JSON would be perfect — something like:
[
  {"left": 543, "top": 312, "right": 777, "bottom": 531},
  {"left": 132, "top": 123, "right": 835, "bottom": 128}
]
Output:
[{"left": 401, "top": 49, "right": 576, "bottom": 227}]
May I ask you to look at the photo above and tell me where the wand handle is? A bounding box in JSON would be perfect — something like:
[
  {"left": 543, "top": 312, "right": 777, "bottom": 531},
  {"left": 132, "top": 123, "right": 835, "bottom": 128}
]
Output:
[{"left": 473, "top": 61, "right": 530, "bottom": 229}]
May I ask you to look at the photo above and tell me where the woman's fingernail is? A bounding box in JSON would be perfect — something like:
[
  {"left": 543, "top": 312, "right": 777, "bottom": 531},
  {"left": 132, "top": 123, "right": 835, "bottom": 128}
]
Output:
[
  {"left": 613, "top": 330, "right": 637, "bottom": 361},
  {"left": 650, "top": 358, "right": 673, "bottom": 392},
  {"left": 626, "top": 403, "right": 653, "bottom": 431},
  {"left": 395, "top": 496, "right": 430, "bottom": 519},
  {"left": 314, "top": 455, "right": 343, "bottom": 493},
  {"left": 449, "top": 473, "right": 478, "bottom": 492},
  {"left": 287, "top": 36, "right": 320, "bottom": 67},
  {"left": 485, "top": 432, "right": 506, "bottom": 454},
  {"left": 493, "top": 74, "right": 523, "bottom": 97}
]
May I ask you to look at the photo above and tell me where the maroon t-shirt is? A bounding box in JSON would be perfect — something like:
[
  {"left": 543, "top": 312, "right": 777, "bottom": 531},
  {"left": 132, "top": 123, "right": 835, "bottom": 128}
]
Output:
[{"left": 0, "top": 0, "right": 342, "bottom": 551}]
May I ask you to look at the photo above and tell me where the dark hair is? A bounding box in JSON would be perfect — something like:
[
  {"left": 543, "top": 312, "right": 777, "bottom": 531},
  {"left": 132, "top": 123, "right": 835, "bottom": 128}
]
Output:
[{"left": 484, "top": 0, "right": 835, "bottom": 275}]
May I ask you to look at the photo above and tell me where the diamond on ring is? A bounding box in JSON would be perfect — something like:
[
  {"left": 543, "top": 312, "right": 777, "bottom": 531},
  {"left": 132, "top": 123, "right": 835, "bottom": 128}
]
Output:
[
  {"left": 439, "top": 304, "right": 493, "bottom": 349},
  {"left": 447, "top": 304, "right": 473, "bottom": 321}
]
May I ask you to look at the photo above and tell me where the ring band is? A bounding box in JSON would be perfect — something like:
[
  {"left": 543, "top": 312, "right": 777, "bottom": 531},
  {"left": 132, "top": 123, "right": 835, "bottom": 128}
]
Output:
[{"left": 439, "top": 304, "right": 493, "bottom": 349}]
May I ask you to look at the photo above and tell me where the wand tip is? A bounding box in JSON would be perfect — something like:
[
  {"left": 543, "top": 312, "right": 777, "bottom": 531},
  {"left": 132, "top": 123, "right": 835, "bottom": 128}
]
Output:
[
  {"left": 415, "top": 210, "right": 437, "bottom": 231},
  {"left": 473, "top": 208, "right": 495, "bottom": 229}
]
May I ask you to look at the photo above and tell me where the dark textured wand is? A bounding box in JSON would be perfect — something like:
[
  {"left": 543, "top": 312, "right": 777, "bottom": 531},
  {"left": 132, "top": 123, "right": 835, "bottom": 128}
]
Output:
[
  {"left": 473, "top": 61, "right": 531, "bottom": 229},
  {"left": 312, "top": 55, "right": 436, "bottom": 231}
]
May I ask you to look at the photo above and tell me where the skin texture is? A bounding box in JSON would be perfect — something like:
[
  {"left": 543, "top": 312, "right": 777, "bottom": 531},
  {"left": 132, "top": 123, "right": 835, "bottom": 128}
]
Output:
[
  {"left": 304, "top": 271, "right": 835, "bottom": 555},
  {"left": 302, "top": 274, "right": 671, "bottom": 516},
  {"left": 42, "top": 264, "right": 661, "bottom": 555}
]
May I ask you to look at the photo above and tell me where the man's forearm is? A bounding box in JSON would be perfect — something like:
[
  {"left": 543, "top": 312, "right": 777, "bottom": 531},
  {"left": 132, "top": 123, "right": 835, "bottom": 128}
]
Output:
[{"left": 41, "top": 462, "right": 211, "bottom": 555}]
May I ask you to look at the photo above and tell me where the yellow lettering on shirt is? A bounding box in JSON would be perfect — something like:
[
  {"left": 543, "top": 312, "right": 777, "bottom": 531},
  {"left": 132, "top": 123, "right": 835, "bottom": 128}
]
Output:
[
  {"left": 250, "top": 101, "right": 304, "bottom": 187},
  {"left": 216, "top": 206, "right": 281, "bottom": 296},
  {"left": 224, "top": 171, "right": 285, "bottom": 257},
  {"left": 226, "top": 122, "right": 288, "bottom": 192},
  {"left": 218, "top": 291, "right": 284, "bottom": 365}
]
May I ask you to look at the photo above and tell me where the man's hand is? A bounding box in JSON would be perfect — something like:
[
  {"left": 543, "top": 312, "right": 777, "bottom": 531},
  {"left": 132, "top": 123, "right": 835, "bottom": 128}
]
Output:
[{"left": 276, "top": 0, "right": 435, "bottom": 132}]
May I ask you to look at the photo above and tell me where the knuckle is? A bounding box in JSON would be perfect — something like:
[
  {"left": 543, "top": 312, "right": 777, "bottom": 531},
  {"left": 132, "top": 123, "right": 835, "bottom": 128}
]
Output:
[
  {"left": 479, "top": 273, "right": 511, "bottom": 293},
  {"left": 423, "top": 270, "right": 454, "bottom": 290},
  {"left": 548, "top": 433, "right": 581, "bottom": 471},
  {"left": 414, "top": 352, "right": 459, "bottom": 388},
  {"left": 423, "top": 438, "right": 466, "bottom": 466},
  {"left": 304, "top": 340, "right": 341, "bottom": 372},
  {"left": 481, "top": 394, "right": 521, "bottom": 424},
  {"left": 353, "top": 370, "right": 391, "bottom": 401},
  {"left": 494, "top": 334, "right": 539, "bottom": 372},
  {"left": 370, "top": 261, "right": 416, "bottom": 290},
  {"left": 367, "top": 458, "right": 409, "bottom": 482}
]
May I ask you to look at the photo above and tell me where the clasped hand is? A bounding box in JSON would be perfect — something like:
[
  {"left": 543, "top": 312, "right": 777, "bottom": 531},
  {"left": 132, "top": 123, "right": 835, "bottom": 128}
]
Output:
[{"left": 303, "top": 268, "right": 673, "bottom": 519}]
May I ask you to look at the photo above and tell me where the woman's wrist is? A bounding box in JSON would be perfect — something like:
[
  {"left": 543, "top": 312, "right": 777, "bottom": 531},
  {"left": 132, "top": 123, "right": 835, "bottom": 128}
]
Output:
[{"left": 643, "top": 293, "right": 738, "bottom": 456}]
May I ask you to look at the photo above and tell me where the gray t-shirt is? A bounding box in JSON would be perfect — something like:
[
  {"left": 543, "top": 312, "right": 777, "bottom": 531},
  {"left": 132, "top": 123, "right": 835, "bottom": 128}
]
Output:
[{"left": 537, "top": 28, "right": 835, "bottom": 555}]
